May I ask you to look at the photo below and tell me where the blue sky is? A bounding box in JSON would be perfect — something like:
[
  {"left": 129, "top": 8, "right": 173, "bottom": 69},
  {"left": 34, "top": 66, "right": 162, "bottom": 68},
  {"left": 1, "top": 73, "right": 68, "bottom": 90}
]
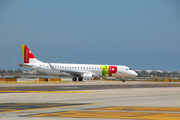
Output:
[{"left": 0, "top": 0, "right": 180, "bottom": 71}]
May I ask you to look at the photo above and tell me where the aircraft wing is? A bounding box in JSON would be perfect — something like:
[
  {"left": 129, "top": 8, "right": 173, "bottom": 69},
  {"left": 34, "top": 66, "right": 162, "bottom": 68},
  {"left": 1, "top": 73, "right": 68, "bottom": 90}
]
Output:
[
  {"left": 60, "top": 69, "right": 96, "bottom": 77},
  {"left": 60, "top": 69, "right": 89, "bottom": 75}
]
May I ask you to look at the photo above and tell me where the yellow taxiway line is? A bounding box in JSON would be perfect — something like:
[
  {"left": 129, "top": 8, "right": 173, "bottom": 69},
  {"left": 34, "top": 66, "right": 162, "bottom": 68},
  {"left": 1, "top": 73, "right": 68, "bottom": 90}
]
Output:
[
  {"left": 0, "top": 103, "right": 93, "bottom": 113},
  {"left": 30, "top": 111, "right": 180, "bottom": 120},
  {"left": 92, "top": 106, "right": 180, "bottom": 112},
  {"left": 1, "top": 103, "right": 180, "bottom": 119}
]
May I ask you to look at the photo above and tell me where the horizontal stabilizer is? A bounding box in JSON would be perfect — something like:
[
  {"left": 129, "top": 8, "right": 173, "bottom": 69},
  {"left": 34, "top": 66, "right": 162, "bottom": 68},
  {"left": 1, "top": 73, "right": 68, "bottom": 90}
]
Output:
[{"left": 14, "top": 62, "right": 33, "bottom": 68}]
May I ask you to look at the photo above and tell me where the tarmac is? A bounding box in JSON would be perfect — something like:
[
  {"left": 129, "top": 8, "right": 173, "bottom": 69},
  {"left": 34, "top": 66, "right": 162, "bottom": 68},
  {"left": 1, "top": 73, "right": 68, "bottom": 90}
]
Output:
[{"left": 0, "top": 78, "right": 180, "bottom": 120}]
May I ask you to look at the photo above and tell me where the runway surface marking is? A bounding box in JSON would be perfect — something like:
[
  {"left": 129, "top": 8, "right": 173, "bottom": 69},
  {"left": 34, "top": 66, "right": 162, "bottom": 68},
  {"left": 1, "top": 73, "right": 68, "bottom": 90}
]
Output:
[
  {"left": 0, "top": 90, "right": 95, "bottom": 93},
  {"left": 1, "top": 103, "right": 180, "bottom": 119},
  {"left": 26, "top": 105, "right": 180, "bottom": 119},
  {"left": 0, "top": 103, "right": 91, "bottom": 113},
  {"left": 1, "top": 83, "right": 180, "bottom": 94},
  {"left": 29, "top": 111, "right": 180, "bottom": 120},
  {"left": 91, "top": 106, "right": 180, "bottom": 112}
]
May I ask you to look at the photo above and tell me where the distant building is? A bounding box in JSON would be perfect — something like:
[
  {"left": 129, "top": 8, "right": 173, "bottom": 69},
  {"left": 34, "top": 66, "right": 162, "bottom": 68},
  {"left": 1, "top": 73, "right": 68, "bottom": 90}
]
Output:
[
  {"left": 23, "top": 70, "right": 38, "bottom": 74},
  {"left": 172, "top": 70, "right": 180, "bottom": 75},
  {"left": 146, "top": 70, "right": 152, "bottom": 74},
  {"left": 135, "top": 69, "right": 142, "bottom": 73},
  {"left": 162, "top": 70, "right": 170, "bottom": 74},
  {"left": 156, "top": 70, "right": 163, "bottom": 73},
  {"left": 152, "top": 70, "right": 163, "bottom": 73}
]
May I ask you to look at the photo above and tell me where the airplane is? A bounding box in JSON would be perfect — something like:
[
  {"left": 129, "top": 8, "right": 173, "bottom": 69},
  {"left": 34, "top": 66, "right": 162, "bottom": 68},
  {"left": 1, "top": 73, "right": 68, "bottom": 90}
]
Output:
[{"left": 15, "top": 45, "right": 138, "bottom": 82}]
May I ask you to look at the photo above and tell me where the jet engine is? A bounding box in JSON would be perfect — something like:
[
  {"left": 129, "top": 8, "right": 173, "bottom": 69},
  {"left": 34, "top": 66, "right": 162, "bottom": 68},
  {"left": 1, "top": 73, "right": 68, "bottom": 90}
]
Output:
[{"left": 82, "top": 74, "right": 94, "bottom": 80}]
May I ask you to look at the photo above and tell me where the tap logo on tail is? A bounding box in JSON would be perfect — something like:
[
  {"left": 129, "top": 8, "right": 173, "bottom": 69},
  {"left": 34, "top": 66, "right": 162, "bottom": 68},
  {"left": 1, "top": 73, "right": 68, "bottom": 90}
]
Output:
[{"left": 21, "top": 45, "right": 35, "bottom": 63}]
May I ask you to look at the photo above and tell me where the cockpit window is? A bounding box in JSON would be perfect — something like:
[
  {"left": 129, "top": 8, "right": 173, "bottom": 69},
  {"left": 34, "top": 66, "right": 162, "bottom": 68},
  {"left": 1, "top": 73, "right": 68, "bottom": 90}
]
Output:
[{"left": 126, "top": 68, "right": 132, "bottom": 70}]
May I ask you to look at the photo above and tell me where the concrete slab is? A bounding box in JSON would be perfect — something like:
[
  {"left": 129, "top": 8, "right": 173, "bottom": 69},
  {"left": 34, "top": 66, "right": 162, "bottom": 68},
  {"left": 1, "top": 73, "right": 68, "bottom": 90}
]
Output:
[{"left": 0, "top": 80, "right": 180, "bottom": 120}]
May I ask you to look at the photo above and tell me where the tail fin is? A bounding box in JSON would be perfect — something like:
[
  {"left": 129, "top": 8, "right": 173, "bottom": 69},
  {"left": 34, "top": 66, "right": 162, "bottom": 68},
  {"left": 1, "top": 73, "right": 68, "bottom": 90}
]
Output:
[{"left": 21, "top": 44, "right": 43, "bottom": 64}]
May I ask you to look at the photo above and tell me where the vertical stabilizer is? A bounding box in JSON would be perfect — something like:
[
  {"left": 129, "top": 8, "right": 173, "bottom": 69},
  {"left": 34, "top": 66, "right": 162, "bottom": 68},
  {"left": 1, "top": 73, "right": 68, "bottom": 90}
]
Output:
[{"left": 21, "top": 45, "right": 43, "bottom": 64}]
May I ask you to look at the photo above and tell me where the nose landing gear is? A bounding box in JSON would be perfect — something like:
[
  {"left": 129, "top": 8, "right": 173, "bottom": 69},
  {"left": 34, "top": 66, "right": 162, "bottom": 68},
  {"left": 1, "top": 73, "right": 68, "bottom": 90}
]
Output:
[{"left": 122, "top": 78, "right": 125, "bottom": 82}]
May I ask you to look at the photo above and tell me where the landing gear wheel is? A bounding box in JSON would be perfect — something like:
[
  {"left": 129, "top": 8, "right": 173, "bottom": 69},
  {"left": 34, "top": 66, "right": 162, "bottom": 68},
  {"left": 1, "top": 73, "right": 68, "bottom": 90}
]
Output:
[
  {"left": 72, "top": 77, "right": 77, "bottom": 81},
  {"left": 122, "top": 78, "right": 125, "bottom": 82},
  {"left": 78, "top": 77, "right": 83, "bottom": 81}
]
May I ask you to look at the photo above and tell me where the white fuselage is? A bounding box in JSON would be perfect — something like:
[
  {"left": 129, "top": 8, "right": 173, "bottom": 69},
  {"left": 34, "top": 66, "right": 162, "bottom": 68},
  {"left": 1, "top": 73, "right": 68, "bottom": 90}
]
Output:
[
  {"left": 17, "top": 44, "right": 138, "bottom": 80},
  {"left": 25, "top": 62, "right": 138, "bottom": 79}
]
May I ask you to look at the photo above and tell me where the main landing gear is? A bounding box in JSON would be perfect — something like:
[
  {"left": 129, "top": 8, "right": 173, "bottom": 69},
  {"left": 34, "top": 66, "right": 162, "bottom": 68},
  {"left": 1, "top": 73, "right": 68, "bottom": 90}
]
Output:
[
  {"left": 72, "top": 77, "right": 83, "bottom": 81},
  {"left": 72, "top": 77, "right": 77, "bottom": 81},
  {"left": 78, "top": 77, "right": 83, "bottom": 81}
]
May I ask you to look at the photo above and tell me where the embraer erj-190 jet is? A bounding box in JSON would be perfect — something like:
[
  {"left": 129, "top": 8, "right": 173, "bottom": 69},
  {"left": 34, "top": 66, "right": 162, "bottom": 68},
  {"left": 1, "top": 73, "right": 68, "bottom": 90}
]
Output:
[{"left": 15, "top": 45, "right": 138, "bottom": 82}]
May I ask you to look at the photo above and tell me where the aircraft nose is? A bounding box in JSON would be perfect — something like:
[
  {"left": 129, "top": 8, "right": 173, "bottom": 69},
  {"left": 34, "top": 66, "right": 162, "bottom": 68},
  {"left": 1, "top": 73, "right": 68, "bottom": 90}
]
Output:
[{"left": 132, "top": 71, "right": 138, "bottom": 77}]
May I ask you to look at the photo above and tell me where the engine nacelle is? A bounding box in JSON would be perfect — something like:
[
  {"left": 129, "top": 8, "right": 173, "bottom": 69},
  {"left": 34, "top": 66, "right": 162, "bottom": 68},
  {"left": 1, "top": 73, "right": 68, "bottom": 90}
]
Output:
[{"left": 82, "top": 74, "right": 94, "bottom": 80}]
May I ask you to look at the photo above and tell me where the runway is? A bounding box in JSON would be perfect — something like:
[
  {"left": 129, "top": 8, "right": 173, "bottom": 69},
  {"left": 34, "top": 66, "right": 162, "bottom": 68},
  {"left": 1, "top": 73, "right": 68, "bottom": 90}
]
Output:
[{"left": 0, "top": 80, "right": 180, "bottom": 120}]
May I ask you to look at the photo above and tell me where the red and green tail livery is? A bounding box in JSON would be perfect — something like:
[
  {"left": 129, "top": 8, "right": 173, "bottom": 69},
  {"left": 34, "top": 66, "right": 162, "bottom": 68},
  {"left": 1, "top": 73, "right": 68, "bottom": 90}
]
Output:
[{"left": 21, "top": 45, "right": 35, "bottom": 63}]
